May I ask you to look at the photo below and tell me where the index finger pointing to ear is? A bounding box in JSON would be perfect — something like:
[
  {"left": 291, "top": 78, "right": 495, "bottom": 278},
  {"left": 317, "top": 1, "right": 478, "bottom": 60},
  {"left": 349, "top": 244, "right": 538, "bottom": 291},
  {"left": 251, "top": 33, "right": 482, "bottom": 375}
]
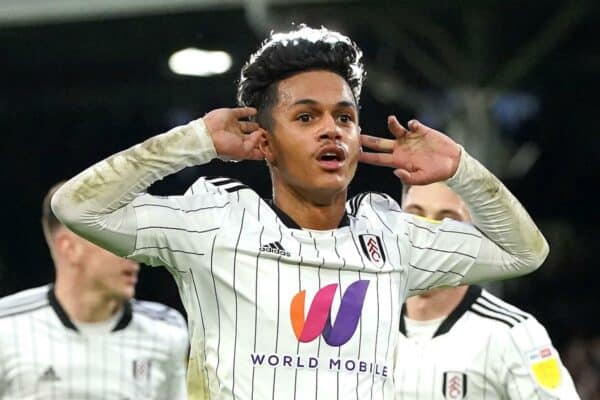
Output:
[
  {"left": 233, "top": 107, "right": 257, "bottom": 118},
  {"left": 360, "top": 134, "right": 395, "bottom": 152},
  {"left": 239, "top": 121, "right": 260, "bottom": 133}
]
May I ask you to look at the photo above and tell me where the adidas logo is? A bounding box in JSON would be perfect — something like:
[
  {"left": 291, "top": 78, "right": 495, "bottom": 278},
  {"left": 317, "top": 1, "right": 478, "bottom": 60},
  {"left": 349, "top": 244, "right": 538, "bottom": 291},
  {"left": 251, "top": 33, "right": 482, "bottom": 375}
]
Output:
[
  {"left": 259, "top": 241, "right": 291, "bottom": 257},
  {"left": 39, "top": 366, "right": 60, "bottom": 382}
]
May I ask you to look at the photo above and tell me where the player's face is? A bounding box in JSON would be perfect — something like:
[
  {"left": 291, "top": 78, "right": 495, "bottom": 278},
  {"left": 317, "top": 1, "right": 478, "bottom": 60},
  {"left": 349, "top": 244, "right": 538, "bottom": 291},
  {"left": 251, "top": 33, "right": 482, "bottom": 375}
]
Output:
[
  {"left": 262, "top": 70, "right": 361, "bottom": 203},
  {"left": 74, "top": 235, "right": 140, "bottom": 301},
  {"left": 402, "top": 182, "right": 472, "bottom": 223}
]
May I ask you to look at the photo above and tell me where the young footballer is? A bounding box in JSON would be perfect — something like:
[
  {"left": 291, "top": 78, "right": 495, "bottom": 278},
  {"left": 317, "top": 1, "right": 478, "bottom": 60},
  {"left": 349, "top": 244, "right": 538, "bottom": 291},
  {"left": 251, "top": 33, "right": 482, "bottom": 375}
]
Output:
[
  {"left": 51, "top": 25, "right": 549, "bottom": 399},
  {"left": 0, "top": 183, "right": 189, "bottom": 399},
  {"left": 395, "top": 182, "right": 579, "bottom": 399}
]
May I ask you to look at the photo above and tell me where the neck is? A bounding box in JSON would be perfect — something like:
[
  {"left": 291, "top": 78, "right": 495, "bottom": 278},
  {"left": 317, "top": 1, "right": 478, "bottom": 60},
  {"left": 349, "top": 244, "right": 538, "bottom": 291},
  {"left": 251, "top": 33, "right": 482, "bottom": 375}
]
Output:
[
  {"left": 405, "top": 286, "right": 469, "bottom": 321},
  {"left": 54, "top": 277, "right": 122, "bottom": 323},
  {"left": 272, "top": 180, "right": 347, "bottom": 230}
]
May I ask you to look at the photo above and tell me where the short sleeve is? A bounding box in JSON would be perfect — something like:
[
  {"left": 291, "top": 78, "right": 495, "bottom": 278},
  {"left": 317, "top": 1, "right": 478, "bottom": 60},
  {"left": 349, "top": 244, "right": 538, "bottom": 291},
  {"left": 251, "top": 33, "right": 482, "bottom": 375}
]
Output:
[{"left": 498, "top": 318, "right": 580, "bottom": 399}]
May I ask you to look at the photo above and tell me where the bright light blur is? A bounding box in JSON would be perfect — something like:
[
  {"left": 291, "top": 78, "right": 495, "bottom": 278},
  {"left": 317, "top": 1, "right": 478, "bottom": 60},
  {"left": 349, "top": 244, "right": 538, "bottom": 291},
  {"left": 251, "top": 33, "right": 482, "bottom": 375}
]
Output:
[{"left": 168, "top": 48, "right": 232, "bottom": 77}]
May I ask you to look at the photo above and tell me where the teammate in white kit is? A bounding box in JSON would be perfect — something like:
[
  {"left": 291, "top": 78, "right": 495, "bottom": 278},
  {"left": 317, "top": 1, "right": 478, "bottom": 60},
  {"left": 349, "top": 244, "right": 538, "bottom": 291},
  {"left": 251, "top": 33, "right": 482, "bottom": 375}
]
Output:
[
  {"left": 51, "top": 25, "right": 549, "bottom": 399},
  {"left": 395, "top": 182, "right": 579, "bottom": 399},
  {"left": 0, "top": 183, "right": 189, "bottom": 400}
]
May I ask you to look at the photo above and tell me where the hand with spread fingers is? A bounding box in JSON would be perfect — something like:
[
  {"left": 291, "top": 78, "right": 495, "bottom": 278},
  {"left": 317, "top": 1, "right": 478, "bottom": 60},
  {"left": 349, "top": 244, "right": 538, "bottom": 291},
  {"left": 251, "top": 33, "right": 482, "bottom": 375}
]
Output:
[
  {"left": 359, "top": 116, "right": 462, "bottom": 185},
  {"left": 203, "top": 107, "right": 266, "bottom": 161}
]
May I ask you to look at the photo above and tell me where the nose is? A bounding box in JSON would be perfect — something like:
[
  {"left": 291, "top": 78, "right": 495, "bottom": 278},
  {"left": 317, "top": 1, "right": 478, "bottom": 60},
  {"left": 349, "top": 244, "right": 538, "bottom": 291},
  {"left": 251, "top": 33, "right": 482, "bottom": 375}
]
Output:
[
  {"left": 318, "top": 114, "right": 341, "bottom": 141},
  {"left": 124, "top": 259, "right": 140, "bottom": 271}
]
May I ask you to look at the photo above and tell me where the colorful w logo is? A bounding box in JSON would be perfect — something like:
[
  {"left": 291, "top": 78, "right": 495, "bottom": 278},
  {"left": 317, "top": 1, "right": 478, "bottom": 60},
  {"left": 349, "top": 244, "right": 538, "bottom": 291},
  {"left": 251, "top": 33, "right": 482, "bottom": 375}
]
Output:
[{"left": 289, "top": 280, "right": 370, "bottom": 346}]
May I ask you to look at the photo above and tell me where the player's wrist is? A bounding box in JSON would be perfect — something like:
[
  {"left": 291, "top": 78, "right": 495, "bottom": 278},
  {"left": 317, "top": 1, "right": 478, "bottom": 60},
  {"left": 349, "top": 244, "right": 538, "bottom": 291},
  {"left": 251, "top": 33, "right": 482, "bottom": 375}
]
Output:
[{"left": 189, "top": 118, "right": 218, "bottom": 162}]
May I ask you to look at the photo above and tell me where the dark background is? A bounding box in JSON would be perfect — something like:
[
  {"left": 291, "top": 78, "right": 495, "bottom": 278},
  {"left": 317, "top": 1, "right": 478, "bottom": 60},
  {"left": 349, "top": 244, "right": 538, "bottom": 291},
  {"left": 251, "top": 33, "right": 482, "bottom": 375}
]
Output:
[{"left": 1, "top": 0, "right": 598, "bottom": 395}]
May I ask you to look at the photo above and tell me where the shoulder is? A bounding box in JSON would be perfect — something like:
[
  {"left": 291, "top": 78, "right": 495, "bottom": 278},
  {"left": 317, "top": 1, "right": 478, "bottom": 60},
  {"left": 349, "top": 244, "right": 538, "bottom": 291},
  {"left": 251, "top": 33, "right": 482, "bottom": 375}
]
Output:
[
  {"left": 0, "top": 285, "right": 50, "bottom": 320},
  {"left": 186, "top": 176, "right": 253, "bottom": 196},
  {"left": 467, "top": 289, "right": 555, "bottom": 351},
  {"left": 347, "top": 191, "right": 402, "bottom": 217},
  {"left": 467, "top": 289, "right": 532, "bottom": 332},
  {"left": 132, "top": 299, "right": 187, "bottom": 331}
]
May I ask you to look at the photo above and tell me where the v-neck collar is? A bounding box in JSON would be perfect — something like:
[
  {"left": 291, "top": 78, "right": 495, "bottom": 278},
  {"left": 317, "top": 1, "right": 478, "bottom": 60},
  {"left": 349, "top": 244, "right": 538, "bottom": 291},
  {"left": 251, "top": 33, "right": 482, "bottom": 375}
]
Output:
[
  {"left": 400, "top": 286, "right": 482, "bottom": 338},
  {"left": 47, "top": 285, "right": 132, "bottom": 333},
  {"left": 266, "top": 199, "right": 350, "bottom": 229}
]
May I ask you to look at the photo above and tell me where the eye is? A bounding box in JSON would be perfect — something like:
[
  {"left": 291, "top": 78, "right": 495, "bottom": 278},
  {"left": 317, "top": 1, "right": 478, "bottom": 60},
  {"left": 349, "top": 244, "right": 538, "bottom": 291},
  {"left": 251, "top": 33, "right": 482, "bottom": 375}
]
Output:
[
  {"left": 338, "top": 113, "right": 354, "bottom": 124},
  {"left": 296, "top": 113, "right": 313, "bottom": 123}
]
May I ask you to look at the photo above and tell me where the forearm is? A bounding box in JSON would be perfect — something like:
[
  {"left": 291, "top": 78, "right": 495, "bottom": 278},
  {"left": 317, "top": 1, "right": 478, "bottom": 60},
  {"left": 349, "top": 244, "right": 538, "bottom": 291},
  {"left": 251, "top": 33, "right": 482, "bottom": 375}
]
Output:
[
  {"left": 51, "top": 118, "right": 217, "bottom": 255},
  {"left": 446, "top": 148, "right": 549, "bottom": 278}
]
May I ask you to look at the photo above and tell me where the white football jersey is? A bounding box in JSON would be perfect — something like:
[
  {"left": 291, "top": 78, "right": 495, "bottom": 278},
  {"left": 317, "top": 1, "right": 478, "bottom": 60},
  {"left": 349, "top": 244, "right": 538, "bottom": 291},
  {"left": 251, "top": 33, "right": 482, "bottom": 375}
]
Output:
[
  {"left": 394, "top": 286, "right": 580, "bottom": 399},
  {"left": 127, "top": 176, "right": 485, "bottom": 400},
  {"left": 0, "top": 285, "right": 189, "bottom": 400}
]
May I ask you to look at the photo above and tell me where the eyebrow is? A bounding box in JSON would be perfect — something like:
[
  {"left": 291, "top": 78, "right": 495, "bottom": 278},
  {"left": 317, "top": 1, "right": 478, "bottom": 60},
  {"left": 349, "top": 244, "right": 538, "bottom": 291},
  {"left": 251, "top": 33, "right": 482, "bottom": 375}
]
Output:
[{"left": 288, "top": 99, "right": 357, "bottom": 109}]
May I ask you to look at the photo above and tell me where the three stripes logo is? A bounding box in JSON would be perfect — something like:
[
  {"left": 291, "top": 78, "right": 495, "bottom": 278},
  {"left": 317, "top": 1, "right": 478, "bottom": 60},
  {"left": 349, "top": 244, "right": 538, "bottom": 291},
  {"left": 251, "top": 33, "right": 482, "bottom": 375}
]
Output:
[
  {"left": 358, "top": 234, "right": 386, "bottom": 268},
  {"left": 260, "top": 241, "right": 291, "bottom": 257},
  {"left": 290, "top": 280, "right": 370, "bottom": 347}
]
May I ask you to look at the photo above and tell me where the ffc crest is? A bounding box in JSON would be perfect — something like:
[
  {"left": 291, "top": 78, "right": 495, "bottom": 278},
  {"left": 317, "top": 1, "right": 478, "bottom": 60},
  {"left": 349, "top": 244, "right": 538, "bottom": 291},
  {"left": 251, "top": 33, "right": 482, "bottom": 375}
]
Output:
[
  {"left": 358, "top": 234, "right": 386, "bottom": 268},
  {"left": 132, "top": 359, "right": 152, "bottom": 382},
  {"left": 442, "top": 371, "right": 467, "bottom": 399}
]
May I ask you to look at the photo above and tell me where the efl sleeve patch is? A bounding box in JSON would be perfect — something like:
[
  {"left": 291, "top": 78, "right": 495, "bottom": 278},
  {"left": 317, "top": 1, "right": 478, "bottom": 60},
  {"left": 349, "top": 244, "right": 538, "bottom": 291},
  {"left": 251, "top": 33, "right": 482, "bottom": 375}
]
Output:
[{"left": 527, "top": 347, "right": 561, "bottom": 389}]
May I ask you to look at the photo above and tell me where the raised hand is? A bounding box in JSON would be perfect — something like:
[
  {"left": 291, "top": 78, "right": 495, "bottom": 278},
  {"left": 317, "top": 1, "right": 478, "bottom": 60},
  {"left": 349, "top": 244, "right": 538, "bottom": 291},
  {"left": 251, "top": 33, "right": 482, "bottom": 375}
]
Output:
[
  {"left": 359, "top": 116, "right": 462, "bottom": 185},
  {"left": 203, "top": 107, "right": 265, "bottom": 161}
]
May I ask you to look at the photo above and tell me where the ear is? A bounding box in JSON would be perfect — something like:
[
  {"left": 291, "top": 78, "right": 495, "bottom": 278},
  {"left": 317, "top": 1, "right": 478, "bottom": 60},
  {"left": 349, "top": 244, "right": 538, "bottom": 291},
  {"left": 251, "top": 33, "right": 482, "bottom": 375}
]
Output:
[
  {"left": 258, "top": 129, "right": 277, "bottom": 166},
  {"left": 54, "top": 229, "right": 83, "bottom": 265}
]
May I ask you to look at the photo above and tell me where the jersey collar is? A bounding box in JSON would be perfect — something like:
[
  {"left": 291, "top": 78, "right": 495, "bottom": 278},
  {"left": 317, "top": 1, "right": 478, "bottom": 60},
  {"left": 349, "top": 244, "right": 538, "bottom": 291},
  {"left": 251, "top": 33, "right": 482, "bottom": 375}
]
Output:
[
  {"left": 47, "top": 285, "right": 133, "bottom": 333},
  {"left": 266, "top": 199, "right": 350, "bottom": 229},
  {"left": 400, "top": 285, "right": 482, "bottom": 338}
]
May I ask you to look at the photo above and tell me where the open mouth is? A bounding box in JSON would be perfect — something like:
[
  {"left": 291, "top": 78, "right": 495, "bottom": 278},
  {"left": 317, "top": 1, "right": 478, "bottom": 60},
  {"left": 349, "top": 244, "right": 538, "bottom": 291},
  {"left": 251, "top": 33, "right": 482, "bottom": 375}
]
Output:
[{"left": 316, "top": 146, "right": 346, "bottom": 170}]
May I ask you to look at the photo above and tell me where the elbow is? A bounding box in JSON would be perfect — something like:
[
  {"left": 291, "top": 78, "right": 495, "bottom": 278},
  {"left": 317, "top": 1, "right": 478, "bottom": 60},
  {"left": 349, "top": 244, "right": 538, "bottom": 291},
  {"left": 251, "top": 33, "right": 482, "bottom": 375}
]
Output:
[
  {"left": 50, "top": 184, "right": 83, "bottom": 231},
  {"left": 521, "top": 232, "right": 550, "bottom": 275}
]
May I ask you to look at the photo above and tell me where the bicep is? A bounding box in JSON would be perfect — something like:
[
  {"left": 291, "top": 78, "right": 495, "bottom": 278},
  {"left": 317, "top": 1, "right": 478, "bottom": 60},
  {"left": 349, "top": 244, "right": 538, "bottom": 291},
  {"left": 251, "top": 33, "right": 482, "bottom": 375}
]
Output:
[
  {"left": 404, "top": 216, "right": 483, "bottom": 293},
  {"left": 128, "top": 193, "right": 226, "bottom": 268}
]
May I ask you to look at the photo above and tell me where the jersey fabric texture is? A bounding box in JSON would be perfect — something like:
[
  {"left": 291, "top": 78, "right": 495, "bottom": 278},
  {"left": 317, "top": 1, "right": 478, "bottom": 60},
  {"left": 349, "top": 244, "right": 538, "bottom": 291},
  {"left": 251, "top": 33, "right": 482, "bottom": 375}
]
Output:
[
  {"left": 0, "top": 285, "right": 189, "bottom": 400},
  {"left": 50, "top": 118, "right": 550, "bottom": 399},
  {"left": 394, "top": 286, "right": 580, "bottom": 399},
  {"left": 129, "top": 176, "right": 483, "bottom": 400}
]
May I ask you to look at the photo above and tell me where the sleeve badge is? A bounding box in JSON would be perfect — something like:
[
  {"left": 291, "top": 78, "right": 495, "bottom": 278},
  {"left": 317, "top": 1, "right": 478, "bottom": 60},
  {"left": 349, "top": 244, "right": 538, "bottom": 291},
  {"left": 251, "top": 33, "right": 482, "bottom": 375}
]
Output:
[{"left": 527, "top": 346, "right": 561, "bottom": 389}]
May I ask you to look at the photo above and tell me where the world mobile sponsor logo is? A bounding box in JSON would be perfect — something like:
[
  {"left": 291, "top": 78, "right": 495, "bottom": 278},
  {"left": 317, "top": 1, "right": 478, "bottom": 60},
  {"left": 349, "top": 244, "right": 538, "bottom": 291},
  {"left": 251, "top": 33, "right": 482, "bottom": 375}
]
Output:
[
  {"left": 290, "top": 280, "right": 370, "bottom": 346},
  {"left": 250, "top": 353, "right": 388, "bottom": 378}
]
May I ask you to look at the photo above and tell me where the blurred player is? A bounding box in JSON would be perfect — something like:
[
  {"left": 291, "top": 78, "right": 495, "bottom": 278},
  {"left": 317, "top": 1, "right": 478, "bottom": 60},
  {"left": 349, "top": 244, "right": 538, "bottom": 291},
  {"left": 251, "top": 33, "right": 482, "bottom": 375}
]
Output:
[
  {"left": 52, "top": 25, "right": 549, "bottom": 399},
  {"left": 395, "top": 182, "right": 579, "bottom": 399},
  {"left": 0, "top": 183, "right": 189, "bottom": 399}
]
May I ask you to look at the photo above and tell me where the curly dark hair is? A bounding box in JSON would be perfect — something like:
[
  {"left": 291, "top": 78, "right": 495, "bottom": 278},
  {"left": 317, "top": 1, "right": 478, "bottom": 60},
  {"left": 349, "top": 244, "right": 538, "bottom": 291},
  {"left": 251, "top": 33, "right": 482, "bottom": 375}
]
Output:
[{"left": 237, "top": 25, "right": 365, "bottom": 129}]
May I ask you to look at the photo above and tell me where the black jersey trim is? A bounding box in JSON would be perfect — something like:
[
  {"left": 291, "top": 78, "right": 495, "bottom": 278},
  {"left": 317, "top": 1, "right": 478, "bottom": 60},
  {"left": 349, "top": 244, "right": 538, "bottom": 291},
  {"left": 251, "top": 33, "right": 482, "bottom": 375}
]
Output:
[
  {"left": 204, "top": 176, "right": 249, "bottom": 193},
  {"left": 469, "top": 307, "right": 514, "bottom": 328},
  {"left": 473, "top": 299, "right": 523, "bottom": 324},
  {"left": 399, "top": 286, "right": 482, "bottom": 337},
  {"left": 266, "top": 199, "right": 350, "bottom": 229},
  {"left": 48, "top": 286, "right": 133, "bottom": 332},
  {"left": 48, "top": 286, "right": 78, "bottom": 331},
  {"left": 479, "top": 292, "right": 529, "bottom": 320},
  {"left": 433, "top": 285, "right": 481, "bottom": 337},
  {"left": 112, "top": 301, "right": 133, "bottom": 332}
]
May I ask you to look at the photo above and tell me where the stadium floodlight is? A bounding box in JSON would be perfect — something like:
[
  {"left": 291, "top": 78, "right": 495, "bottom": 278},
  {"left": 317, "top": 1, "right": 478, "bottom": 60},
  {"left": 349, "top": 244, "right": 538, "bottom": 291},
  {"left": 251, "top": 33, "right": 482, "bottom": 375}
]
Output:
[{"left": 168, "top": 48, "right": 232, "bottom": 77}]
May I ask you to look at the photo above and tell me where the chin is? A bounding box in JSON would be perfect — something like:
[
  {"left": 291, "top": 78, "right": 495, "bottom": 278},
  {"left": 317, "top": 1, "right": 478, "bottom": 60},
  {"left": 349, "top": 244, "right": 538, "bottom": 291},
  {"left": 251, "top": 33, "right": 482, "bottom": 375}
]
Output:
[{"left": 116, "top": 286, "right": 136, "bottom": 301}]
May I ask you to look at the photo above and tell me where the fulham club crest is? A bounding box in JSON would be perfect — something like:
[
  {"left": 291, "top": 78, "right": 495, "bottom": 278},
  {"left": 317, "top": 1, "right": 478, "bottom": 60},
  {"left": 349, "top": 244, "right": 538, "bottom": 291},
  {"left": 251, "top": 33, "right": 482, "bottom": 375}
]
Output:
[
  {"left": 442, "top": 371, "right": 467, "bottom": 399},
  {"left": 358, "top": 234, "right": 386, "bottom": 268}
]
